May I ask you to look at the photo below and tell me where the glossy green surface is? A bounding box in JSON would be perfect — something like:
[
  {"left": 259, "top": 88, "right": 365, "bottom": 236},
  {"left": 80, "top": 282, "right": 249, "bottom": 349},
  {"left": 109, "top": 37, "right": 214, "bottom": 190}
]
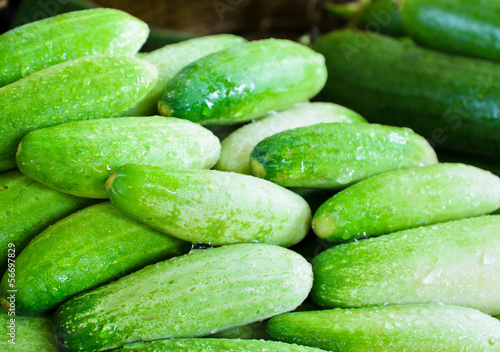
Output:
[
  {"left": 403, "top": 0, "right": 500, "bottom": 61},
  {"left": 267, "top": 304, "right": 500, "bottom": 351},
  {"left": 312, "top": 29, "right": 500, "bottom": 158},
  {"left": 0, "top": 202, "right": 189, "bottom": 315},
  {"left": 361, "top": 0, "right": 405, "bottom": 36},
  {"left": 158, "top": 39, "right": 327, "bottom": 125},
  {"left": 311, "top": 215, "right": 500, "bottom": 315},
  {"left": 16, "top": 116, "right": 221, "bottom": 198},
  {"left": 312, "top": 163, "right": 500, "bottom": 242},
  {"left": 249, "top": 122, "right": 437, "bottom": 188},
  {"left": 54, "top": 243, "right": 313, "bottom": 352},
  {"left": 0, "top": 54, "right": 158, "bottom": 172},
  {"left": 106, "top": 165, "right": 311, "bottom": 247},
  {"left": 0, "top": 169, "right": 93, "bottom": 275},
  {"left": 0, "top": 8, "right": 148, "bottom": 87},
  {"left": 215, "top": 102, "right": 367, "bottom": 175}
]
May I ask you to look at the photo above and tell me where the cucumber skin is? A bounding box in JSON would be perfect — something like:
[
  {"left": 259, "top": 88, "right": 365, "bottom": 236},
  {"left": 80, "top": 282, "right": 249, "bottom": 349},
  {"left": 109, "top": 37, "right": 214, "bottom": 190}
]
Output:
[
  {"left": 403, "top": 0, "right": 500, "bottom": 61},
  {"left": 360, "top": 0, "right": 405, "bottom": 36},
  {"left": 215, "top": 102, "right": 367, "bottom": 175},
  {"left": 267, "top": 304, "right": 500, "bottom": 352},
  {"left": 0, "top": 170, "right": 94, "bottom": 275},
  {"left": 312, "top": 163, "right": 500, "bottom": 242},
  {"left": 249, "top": 122, "right": 437, "bottom": 189},
  {"left": 311, "top": 215, "right": 500, "bottom": 315},
  {"left": 106, "top": 165, "right": 311, "bottom": 247},
  {"left": 0, "top": 8, "right": 148, "bottom": 87},
  {"left": 16, "top": 116, "right": 221, "bottom": 198},
  {"left": 312, "top": 29, "right": 500, "bottom": 158},
  {"left": 0, "top": 202, "right": 190, "bottom": 315},
  {"left": 158, "top": 39, "right": 327, "bottom": 125},
  {"left": 127, "top": 34, "right": 247, "bottom": 116},
  {"left": 0, "top": 54, "right": 158, "bottom": 172},
  {"left": 54, "top": 243, "right": 313, "bottom": 352}
]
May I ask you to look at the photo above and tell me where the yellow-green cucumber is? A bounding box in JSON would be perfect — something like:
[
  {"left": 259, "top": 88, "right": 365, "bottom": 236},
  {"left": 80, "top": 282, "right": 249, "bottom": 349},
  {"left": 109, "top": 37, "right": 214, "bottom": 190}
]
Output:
[
  {"left": 16, "top": 116, "right": 221, "bottom": 198},
  {"left": 106, "top": 164, "right": 311, "bottom": 247},
  {"left": 54, "top": 243, "right": 313, "bottom": 351},
  {"left": 0, "top": 8, "right": 149, "bottom": 87}
]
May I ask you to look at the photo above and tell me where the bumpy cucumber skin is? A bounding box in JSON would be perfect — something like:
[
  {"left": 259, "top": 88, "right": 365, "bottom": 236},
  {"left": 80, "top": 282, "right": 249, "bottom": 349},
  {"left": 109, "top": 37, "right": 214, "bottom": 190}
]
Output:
[
  {"left": 0, "top": 8, "right": 149, "bottom": 87},
  {"left": 54, "top": 243, "right": 313, "bottom": 352},
  {"left": 0, "top": 169, "right": 94, "bottom": 275},
  {"left": 0, "top": 202, "right": 190, "bottom": 315},
  {"left": 267, "top": 304, "right": 500, "bottom": 351},
  {"left": 16, "top": 116, "right": 221, "bottom": 198},
  {"left": 312, "top": 29, "right": 500, "bottom": 158},
  {"left": 158, "top": 39, "right": 327, "bottom": 125},
  {"left": 0, "top": 54, "right": 158, "bottom": 172},
  {"left": 403, "top": 0, "right": 500, "bottom": 61},
  {"left": 127, "top": 34, "right": 247, "bottom": 116},
  {"left": 215, "top": 102, "right": 367, "bottom": 175},
  {"left": 249, "top": 122, "right": 437, "bottom": 188},
  {"left": 312, "top": 163, "right": 500, "bottom": 242},
  {"left": 121, "top": 338, "right": 327, "bottom": 351},
  {"left": 311, "top": 215, "right": 500, "bottom": 315},
  {"left": 0, "top": 311, "right": 58, "bottom": 351},
  {"left": 106, "top": 165, "right": 311, "bottom": 247}
]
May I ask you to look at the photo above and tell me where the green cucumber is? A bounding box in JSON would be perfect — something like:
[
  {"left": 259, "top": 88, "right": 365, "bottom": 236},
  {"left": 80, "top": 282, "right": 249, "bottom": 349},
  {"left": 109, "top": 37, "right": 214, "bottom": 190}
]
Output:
[
  {"left": 121, "top": 338, "right": 327, "bottom": 351},
  {"left": 0, "top": 310, "right": 58, "bottom": 351},
  {"left": 249, "top": 122, "right": 437, "bottom": 188},
  {"left": 215, "top": 102, "right": 367, "bottom": 175},
  {"left": 207, "top": 322, "right": 267, "bottom": 340},
  {"left": 158, "top": 39, "right": 327, "bottom": 125},
  {"left": 0, "top": 202, "right": 189, "bottom": 315},
  {"left": 0, "top": 54, "right": 158, "bottom": 172},
  {"left": 16, "top": 116, "right": 221, "bottom": 198},
  {"left": 311, "top": 29, "right": 500, "bottom": 158},
  {"left": 0, "top": 8, "right": 148, "bottom": 87},
  {"left": 0, "top": 169, "right": 94, "bottom": 275},
  {"left": 438, "top": 151, "right": 500, "bottom": 177},
  {"left": 54, "top": 243, "right": 313, "bottom": 352},
  {"left": 312, "top": 163, "right": 500, "bottom": 242},
  {"left": 267, "top": 304, "right": 500, "bottom": 351},
  {"left": 403, "top": 0, "right": 500, "bottom": 61},
  {"left": 311, "top": 215, "right": 500, "bottom": 315},
  {"left": 127, "top": 34, "right": 247, "bottom": 116},
  {"left": 106, "top": 164, "right": 311, "bottom": 247}
]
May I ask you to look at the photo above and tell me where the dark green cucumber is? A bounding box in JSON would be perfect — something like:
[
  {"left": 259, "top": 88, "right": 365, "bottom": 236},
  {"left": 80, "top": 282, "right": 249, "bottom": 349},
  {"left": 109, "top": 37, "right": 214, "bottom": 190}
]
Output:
[
  {"left": 0, "top": 8, "right": 148, "bottom": 87},
  {"left": 106, "top": 165, "right": 311, "bottom": 247},
  {"left": 312, "top": 29, "right": 500, "bottom": 158},
  {"left": 403, "top": 0, "right": 500, "bottom": 61},
  {"left": 311, "top": 215, "right": 500, "bottom": 315},
  {"left": 16, "top": 116, "right": 221, "bottom": 198},
  {"left": 0, "top": 202, "right": 189, "bottom": 315},
  {"left": 0, "top": 169, "right": 94, "bottom": 275},
  {"left": 54, "top": 243, "right": 313, "bottom": 351},
  {"left": 158, "top": 39, "right": 327, "bottom": 125},
  {"left": 0, "top": 54, "right": 158, "bottom": 172},
  {"left": 249, "top": 122, "right": 437, "bottom": 189},
  {"left": 312, "top": 163, "right": 500, "bottom": 242},
  {"left": 267, "top": 304, "right": 500, "bottom": 351}
]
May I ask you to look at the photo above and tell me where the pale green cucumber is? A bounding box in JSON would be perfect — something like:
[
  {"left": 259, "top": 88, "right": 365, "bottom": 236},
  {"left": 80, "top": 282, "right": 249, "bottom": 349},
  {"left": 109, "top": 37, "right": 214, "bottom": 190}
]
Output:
[
  {"left": 0, "top": 8, "right": 148, "bottom": 87},
  {"left": 250, "top": 122, "right": 438, "bottom": 189},
  {"left": 54, "top": 243, "right": 313, "bottom": 352},
  {"left": 0, "top": 54, "right": 158, "bottom": 172},
  {"left": 127, "top": 34, "right": 247, "bottom": 116},
  {"left": 0, "top": 202, "right": 190, "bottom": 315},
  {"left": 0, "top": 310, "right": 58, "bottom": 351},
  {"left": 267, "top": 304, "right": 500, "bottom": 351},
  {"left": 0, "top": 169, "right": 94, "bottom": 275},
  {"left": 106, "top": 164, "right": 311, "bottom": 247},
  {"left": 215, "top": 102, "right": 367, "bottom": 175},
  {"left": 312, "top": 163, "right": 500, "bottom": 242},
  {"left": 311, "top": 215, "right": 500, "bottom": 315},
  {"left": 16, "top": 116, "right": 221, "bottom": 198}
]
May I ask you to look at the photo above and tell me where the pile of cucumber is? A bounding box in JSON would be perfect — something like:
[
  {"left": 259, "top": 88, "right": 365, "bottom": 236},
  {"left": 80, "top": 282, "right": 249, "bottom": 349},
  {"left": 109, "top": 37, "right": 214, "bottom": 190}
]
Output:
[{"left": 1, "top": 2, "right": 500, "bottom": 351}]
